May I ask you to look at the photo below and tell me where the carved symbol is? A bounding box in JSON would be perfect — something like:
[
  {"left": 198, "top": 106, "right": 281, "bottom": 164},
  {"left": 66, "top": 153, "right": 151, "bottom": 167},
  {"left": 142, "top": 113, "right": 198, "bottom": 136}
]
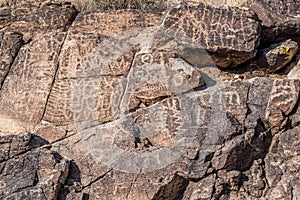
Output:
[{"left": 73, "top": 26, "right": 228, "bottom": 173}]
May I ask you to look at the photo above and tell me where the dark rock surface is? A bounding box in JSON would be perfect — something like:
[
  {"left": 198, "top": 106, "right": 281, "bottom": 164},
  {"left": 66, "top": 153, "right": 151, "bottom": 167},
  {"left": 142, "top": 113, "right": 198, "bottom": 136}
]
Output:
[
  {"left": 0, "top": 133, "right": 69, "bottom": 199},
  {"left": 0, "top": 31, "right": 23, "bottom": 88},
  {"left": 247, "top": 0, "right": 300, "bottom": 44},
  {"left": 159, "top": 2, "right": 261, "bottom": 68},
  {"left": 0, "top": 1, "right": 299, "bottom": 200},
  {"left": 0, "top": 2, "right": 77, "bottom": 41}
]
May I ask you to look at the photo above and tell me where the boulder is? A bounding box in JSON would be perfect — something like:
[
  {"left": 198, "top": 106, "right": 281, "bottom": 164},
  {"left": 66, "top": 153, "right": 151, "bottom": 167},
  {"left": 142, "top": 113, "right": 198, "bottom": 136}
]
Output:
[
  {"left": 0, "top": 133, "right": 69, "bottom": 199},
  {"left": 0, "top": 2, "right": 77, "bottom": 41},
  {"left": 247, "top": 0, "right": 300, "bottom": 43},
  {"left": 159, "top": 2, "right": 261, "bottom": 68}
]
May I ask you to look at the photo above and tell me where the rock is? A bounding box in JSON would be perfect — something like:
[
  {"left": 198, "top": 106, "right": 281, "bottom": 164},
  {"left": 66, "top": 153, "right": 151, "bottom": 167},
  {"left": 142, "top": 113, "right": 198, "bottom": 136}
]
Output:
[
  {"left": 0, "top": 32, "right": 67, "bottom": 132},
  {"left": 183, "top": 174, "right": 216, "bottom": 200},
  {"left": 0, "top": 31, "right": 23, "bottom": 88},
  {"left": 264, "top": 126, "right": 300, "bottom": 199},
  {"left": 34, "top": 121, "right": 67, "bottom": 143},
  {"left": 159, "top": 2, "right": 261, "bottom": 68},
  {"left": 0, "top": 133, "right": 69, "bottom": 199},
  {"left": 247, "top": 0, "right": 300, "bottom": 43},
  {"left": 265, "top": 79, "right": 299, "bottom": 129},
  {"left": 288, "top": 58, "right": 300, "bottom": 79},
  {"left": 0, "top": 133, "right": 31, "bottom": 162},
  {"left": 0, "top": 2, "right": 77, "bottom": 41},
  {"left": 110, "top": 51, "right": 203, "bottom": 117},
  {"left": 43, "top": 9, "right": 201, "bottom": 129},
  {"left": 0, "top": 2, "right": 299, "bottom": 200},
  {"left": 254, "top": 39, "right": 298, "bottom": 72}
]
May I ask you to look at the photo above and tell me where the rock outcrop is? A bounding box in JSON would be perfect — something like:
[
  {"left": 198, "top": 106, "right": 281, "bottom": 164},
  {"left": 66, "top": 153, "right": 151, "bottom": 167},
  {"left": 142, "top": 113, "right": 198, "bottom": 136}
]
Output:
[
  {"left": 0, "top": 133, "right": 69, "bottom": 199},
  {"left": 0, "top": 31, "right": 23, "bottom": 87},
  {"left": 0, "top": 1, "right": 299, "bottom": 200},
  {"left": 159, "top": 2, "right": 261, "bottom": 68},
  {"left": 246, "top": 0, "right": 300, "bottom": 44}
]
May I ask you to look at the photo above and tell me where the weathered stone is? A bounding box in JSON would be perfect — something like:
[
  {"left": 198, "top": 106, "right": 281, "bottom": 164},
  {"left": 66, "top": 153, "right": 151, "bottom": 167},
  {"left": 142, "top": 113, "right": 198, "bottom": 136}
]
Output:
[
  {"left": 44, "top": 10, "right": 201, "bottom": 129},
  {"left": 71, "top": 9, "right": 161, "bottom": 37},
  {"left": 51, "top": 134, "right": 110, "bottom": 189},
  {"left": 0, "top": 2, "right": 299, "bottom": 200},
  {"left": 266, "top": 79, "right": 300, "bottom": 129},
  {"left": 254, "top": 39, "right": 298, "bottom": 72},
  {"left": 34, "top": 121, "right": 67, "bottom": 143},
  {"left": 0, "top": 31, "right": 23, "bottom": 88},
  {"left": 247, "top": 0, "right": 300, "bottom": 43},
  {"left": 159, "top": 2, "right": 261, "bottom": 68},
  {"left": 183, "top": 174, "right": 216, "bottom": 200},
  {"left": 0, "top": 133, "right": 69, "bottom": 199},
  {"left": 1, "top": 2, "right": 77, "bottom": 41},
  {"left": 0, "top": 133, "right": 31, "bottom": 162},
  {"left": 0, "top": 32, "right": 66, "bottom": 132},
  {"left": 288, "top": 58, "right": 300, "bottom": 79},
  {"left": 264, "top": 126, "right": 300, "bottom": 200},
  {"left": 111, "top": 51, "right": 203, "bottom": 118},
  {"left": 43, "top": 10, "right": 160, "bottom": 127}
]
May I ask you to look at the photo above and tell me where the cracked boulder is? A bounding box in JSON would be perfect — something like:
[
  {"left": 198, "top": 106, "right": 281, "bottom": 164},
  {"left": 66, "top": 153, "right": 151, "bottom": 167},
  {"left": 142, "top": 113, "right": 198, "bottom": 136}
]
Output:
[
  {"left": 0, "top": 32, "right": 67, "bottom": 132},
  {"left": 0, "top": 2, "right": 77, "bottom": 41},
  {"left": 0, "top": 133, "right": 69, "bottom": 199},
  {"left": 158, "top": 2, "right": 261, "bottom": 68},
  {"left": 246, "top": 0, "right": 300, "bottom": 43}
]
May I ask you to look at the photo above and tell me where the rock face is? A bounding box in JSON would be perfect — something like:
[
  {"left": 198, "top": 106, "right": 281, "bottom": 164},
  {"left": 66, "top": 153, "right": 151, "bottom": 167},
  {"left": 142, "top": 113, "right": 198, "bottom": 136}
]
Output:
[
  {"left": 0, "top": 133, "right": 69, "bottom": 199},
  {"left": 0, "top": 1, "right": 299, "bottom": 200},
  {"left": 255, "top": 39, "right": 298, "bottom": 72},
  {"left": 246, "top": 0, "right": 300, "bottom": 43},
  {"left": 0, "top": 2, "right": 77, "bottom": 41},
  {"left": 0, "top": 31, "right": 23, "bottom": 87},
  {"left": 159, "top": 2, "right": 261, "bottom": 68}
]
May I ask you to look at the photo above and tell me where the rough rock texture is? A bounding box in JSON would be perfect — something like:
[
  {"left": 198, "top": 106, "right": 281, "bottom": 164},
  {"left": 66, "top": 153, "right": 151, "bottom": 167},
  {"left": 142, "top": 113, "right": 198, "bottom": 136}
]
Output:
[
  {"left": 0, "top": 32, "right": 67, "bottom": 132},
  {"left": 159, "top": 2, "right": 261, "bottom": 68},
  {"left": 254, "top": 39, "right": 298, "bottom": 72},
  {"left": 0, "top": 2, "right": 77, "bottom": 41},
  {"left": 0, "top": 31, "right": 23, "bottom": 87},
  {"left": 288, "top": 58, "right": 300, "bottom": 79},
  {"left": 0, "top": 1, "right": 299, "bottom": 200},
  {"left": 43, "top": 9, "right": 162, "bottom": 127},
  {"left": 246, "top": 0, "right": 300, "bottom": 44},
  {"left": 0, "top": 133, "right": 70, "bottom": 199}
]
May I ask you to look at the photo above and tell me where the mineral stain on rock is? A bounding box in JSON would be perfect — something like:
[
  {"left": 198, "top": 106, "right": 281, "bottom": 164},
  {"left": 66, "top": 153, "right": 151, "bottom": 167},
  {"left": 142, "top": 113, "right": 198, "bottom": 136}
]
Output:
[{"left": 0, "top": 1, "right": 299, "bottom": 200}]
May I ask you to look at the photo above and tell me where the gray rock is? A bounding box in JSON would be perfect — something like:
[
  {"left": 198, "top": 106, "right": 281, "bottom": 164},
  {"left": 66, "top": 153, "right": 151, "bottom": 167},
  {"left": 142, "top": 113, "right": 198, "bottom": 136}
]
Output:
[{"left": 0, "top": 133, "right": 69, "bottom": 200}]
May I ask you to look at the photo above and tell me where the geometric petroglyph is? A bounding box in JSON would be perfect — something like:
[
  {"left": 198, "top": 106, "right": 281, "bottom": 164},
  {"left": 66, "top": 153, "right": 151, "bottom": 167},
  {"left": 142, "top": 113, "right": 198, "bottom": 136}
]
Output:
[
  {"left": 160, "top": 2, "right": 261, "bottom": 67},
  {"left": 0, "top": 31, "right": 23, "bottom": 88},
  {"left": 2, "top": 3, "right": 77, "bottom": 41},
  {"left": 79, "top": 86, "right": 226, "bottom": 173},
  {"left": 266, "top": 79, "right": 300, "bottom": 127},
  {"left": 74, "top": 48, "right": 229, "bottom": 173},
  {"left": 0, "top": 32, "right": 66, "bottom": 132},
  {"left": 71, "top": 9, "right": 229, "bottom": 173},
  {"left": 111, "top": 51, "right": 203, "bottom": 117},
  {"left": 45, "top": 10, "right": 163, "bottom": 128}
]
